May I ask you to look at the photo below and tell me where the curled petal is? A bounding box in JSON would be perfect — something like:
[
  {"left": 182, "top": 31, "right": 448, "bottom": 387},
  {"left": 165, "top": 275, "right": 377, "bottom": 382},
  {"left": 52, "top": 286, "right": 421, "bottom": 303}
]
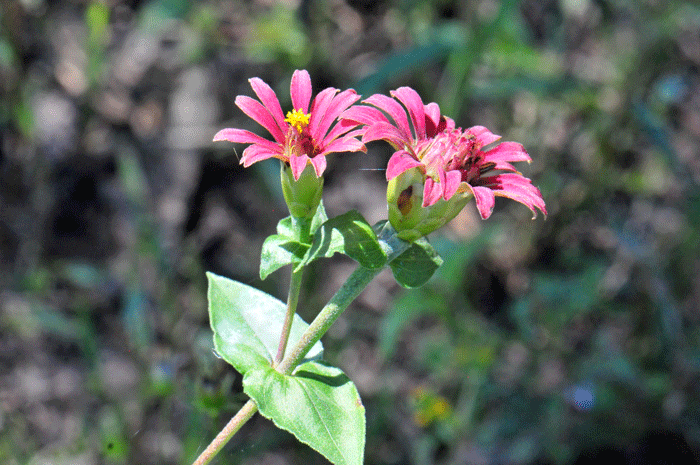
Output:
[
  {"left": 386, "top": 151, "right": 422, "bottom": 180},
  {"left": 290, "top": 69, "right": 312, "bottom": 113},
  {"left": 392, "top": 87, "right": 426, "bottom": 140}
]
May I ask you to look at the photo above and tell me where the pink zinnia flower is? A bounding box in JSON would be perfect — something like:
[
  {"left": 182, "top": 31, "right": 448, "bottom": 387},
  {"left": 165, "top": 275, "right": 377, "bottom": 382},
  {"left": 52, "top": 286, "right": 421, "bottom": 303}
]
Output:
[
  {"left": 342, "top": 87, "right": 546, "bottom": 220},
  {"left": 214, "top": 69, "right": 365, "bottom": 180}
]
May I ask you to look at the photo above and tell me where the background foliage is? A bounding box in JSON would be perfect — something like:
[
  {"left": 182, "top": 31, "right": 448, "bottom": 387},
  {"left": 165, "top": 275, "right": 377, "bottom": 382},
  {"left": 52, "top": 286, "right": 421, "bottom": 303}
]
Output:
[{"left": 2, "top": 0, "right": 699, "bottom": 463}]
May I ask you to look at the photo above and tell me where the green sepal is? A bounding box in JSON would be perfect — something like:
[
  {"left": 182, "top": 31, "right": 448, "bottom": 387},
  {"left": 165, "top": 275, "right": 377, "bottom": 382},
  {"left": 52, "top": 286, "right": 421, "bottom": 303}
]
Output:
[
  {"left": 244, "top": 361, "right": 366, "bottom": 465},
  {"left": 296, "top": 210, "right": 387, "bottom": 271}
]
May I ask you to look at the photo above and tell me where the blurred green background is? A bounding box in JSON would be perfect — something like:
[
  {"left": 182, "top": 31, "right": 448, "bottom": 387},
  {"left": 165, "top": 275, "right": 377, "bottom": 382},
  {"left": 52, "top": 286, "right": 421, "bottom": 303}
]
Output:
[{"left": 2, "top": 0, "right": 700, "bottom": 464}]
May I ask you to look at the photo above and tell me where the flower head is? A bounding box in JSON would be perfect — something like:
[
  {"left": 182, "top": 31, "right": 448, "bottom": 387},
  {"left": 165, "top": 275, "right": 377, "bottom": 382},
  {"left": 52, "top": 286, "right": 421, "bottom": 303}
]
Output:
[
  {"left": 343, "top": 87, "right": 546, "bottom": 222},
  {"left": 214, "top": 70, "right": 366, "bottom": 180}
]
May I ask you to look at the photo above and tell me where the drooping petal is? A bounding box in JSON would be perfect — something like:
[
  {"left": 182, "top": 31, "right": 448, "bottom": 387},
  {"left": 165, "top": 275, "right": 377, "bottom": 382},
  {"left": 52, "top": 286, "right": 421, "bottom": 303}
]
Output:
[
  {"left": 481, "top": 141, "right": 532, "bottom": 164},
  {"left": 290, "top": 153, "right": 310, "bottom": 180},
  {"left": 234, "top": 96, "right": 286, "bottom": 143},
  {"left": 248, "top": 77, "right": 287, "bottom": 132},
  {"left": 213, "top": 128, "right": 282, "bottom": 152},
  {"left": 480, "top": 173, "right": 547, "bottom": 218},
  {"left": 364, "top": 94, "right": 413, "bottom": 141},
  {"left": 466, "top": 184, "right": 497, "bottom": 219},
  {"left": 315, "top": 89, "right": 361, "bottom": 142},
  {"left": 386, "top": 150, "right": 422, "bottom": 180},
  {"left": 468, "top": 126, "right": 501, "bottom": 147},
  {"left": 240, "top": 144, "right": 283, "bottom": 166},
  {"left": 309, "top": 153, "right": 327, "bottom": 177},
  {"left": 392, "top": 87, "right": 426, "bottom": 140},
  {"left": 290, "top": 69, "right": 312, "bottom": 113}
]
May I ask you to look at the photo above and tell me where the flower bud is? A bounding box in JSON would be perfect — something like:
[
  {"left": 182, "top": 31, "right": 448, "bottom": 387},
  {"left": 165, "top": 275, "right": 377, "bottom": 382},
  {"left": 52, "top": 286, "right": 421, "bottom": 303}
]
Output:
[
  {"left": 281, "top": 162, "right": 324, "bottom": 219},
  {"left": 387, "top": 167, "right": 471, "bottom": 241}
]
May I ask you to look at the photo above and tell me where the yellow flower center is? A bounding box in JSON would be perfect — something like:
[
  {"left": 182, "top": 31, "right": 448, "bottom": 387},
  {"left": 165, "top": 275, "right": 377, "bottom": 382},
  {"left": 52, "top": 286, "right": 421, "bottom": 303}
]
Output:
[{"left": 284, "top": 109, "right": 311, "bottom": 133}]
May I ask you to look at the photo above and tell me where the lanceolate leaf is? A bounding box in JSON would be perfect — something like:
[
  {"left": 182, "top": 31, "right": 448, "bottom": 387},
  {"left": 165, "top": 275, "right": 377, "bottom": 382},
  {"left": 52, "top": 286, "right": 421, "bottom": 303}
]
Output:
[
  {"left": 297, "top": 210, "right": 387, "bottom": 271},
  {"left": 389, "top": 238, "right": 443, "bottom": 288},
  {"left": 244, "top": 361, "right": 366, "bottom": 465},
  {"left": 207, "top": 273, "right": 322, "bottom": 373}
]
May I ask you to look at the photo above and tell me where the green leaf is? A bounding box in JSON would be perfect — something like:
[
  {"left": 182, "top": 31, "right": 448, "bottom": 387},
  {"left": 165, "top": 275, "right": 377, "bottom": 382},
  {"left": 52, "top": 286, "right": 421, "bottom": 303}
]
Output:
[
  {"left": 260, "top": 234, "right": 309, "bottom": 280},
  {"left": 389, "top": 238, "right": 443, "bottom": 288},
  {"left": 259, "top": 202, "right": 328, "bottom": 280},
  {"left": 297, "top": 211, "right": 387, "bottom": 271},
  {"left": 244, "top": 361, "right": 365, "bottom": 465},
  {"left": 207, "top": 273, "right": 322, "bottom": 374}
]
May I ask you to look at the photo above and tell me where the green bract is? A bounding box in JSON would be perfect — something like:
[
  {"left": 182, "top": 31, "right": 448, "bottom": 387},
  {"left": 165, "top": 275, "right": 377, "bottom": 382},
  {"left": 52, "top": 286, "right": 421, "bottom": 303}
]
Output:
[{"left": 387, "top": 167, "right": 471, "bottom": 242}]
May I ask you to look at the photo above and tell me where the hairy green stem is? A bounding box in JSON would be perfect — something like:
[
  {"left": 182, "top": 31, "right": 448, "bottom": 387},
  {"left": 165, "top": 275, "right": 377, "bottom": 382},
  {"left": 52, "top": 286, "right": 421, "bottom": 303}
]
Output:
[{"left": 192, "top": 399, "right": 258, "bottom": 465}]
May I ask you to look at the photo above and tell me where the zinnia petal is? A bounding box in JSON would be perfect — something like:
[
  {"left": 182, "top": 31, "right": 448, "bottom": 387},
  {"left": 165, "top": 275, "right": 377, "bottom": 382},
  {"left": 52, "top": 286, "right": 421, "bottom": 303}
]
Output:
[
  {"left": 290, "top": 69, "right": 312, "bottom": 113},
  {"left": 213, "top": 128, "right": 281, "bottom": 152},
  {"left": 386, "top": 151, "right": 422, "bottom": 180},
  {"left": 392, "top": 87, "right": 427, "bottom": 140},
  {"left": 468, "top": 126, "right": 501, "bottom": 147},
  {"left": 310, "top": 154, "right": 327, "bottom": 177},
  {"left": 443, "top": 170, "right": 462, "bottom": 200},
  {"left": 308, "top": 87, "right": 339, "bottom": 137},
  {"left": 234, "top": 96, "right": 285, "bottom": 143},
  {"left": 482, "top": 141, "right": 532, "bottom": 164},
  {"left": 315, "top": 89, "right": 361, "bottom": 142},
  {"left": 422, "top": 176, "right": 444, "bottom": 207},
  {"left": 290, "top": 153, "right": 310, "bottom": 180},
  {"left": 240, "top": 144, "right": 283, "bottom": 166},
  {"left": 467, "top": 185, "right": 497, "bottom": 219},
  {"left": 364, "top": 94, "right": 413, "bottom": 141},
  {"left": 248, "top": 77, "right": 287, "bottom": 132}
]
